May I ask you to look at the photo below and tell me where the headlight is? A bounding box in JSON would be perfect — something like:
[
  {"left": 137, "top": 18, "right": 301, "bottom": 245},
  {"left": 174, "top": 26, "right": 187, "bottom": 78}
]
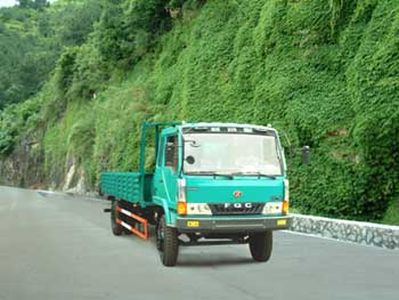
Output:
[
  {"left": 262, "top": 202, "right": 283, "bottom": 214},
  {"left": 186, "top": 203, "right": 212, "bottom": 215}
]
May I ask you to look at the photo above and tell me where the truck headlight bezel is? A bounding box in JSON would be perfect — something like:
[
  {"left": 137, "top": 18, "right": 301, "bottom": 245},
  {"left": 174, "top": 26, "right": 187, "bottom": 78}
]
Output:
[
  {"left": 262, "top": 202, "right": 283, "bottom": 215},
  {"left": 186, "top": 203, "right": 212, "bottom": 215}
]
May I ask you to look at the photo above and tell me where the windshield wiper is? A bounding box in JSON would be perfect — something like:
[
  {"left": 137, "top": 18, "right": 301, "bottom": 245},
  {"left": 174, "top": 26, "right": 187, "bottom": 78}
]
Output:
[
  {"left": 185, "top": 171, "right": 215, "bottom": 176},
  {"left": 213, "top": 172, "right": 234, "bottom": 179},
  {"left": 185, "top": 171, "right": 234, "bottom": 179},
  {"left": 232, "top": 172, "right": 276, "bottom": 179},
  {"left": 186, "top": 171, "right": 276, "bottom": 179}
]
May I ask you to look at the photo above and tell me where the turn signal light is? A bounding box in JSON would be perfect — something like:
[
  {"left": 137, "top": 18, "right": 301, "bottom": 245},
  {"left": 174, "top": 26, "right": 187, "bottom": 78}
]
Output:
[
  {"left": 282, "top": 200, "right": 289, "bottom": 214},
  {"left": 177, "top": 201, "right": 187, "bottom": 215}
]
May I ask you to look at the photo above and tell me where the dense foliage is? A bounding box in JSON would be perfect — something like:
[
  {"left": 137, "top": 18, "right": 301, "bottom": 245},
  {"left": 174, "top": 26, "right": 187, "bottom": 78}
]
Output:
[
  {"left": 0, "top": 0, "right": 102, "bottom": 109},
  {"left": 0, "top": 0, "right": 398, "bottom": 223}
]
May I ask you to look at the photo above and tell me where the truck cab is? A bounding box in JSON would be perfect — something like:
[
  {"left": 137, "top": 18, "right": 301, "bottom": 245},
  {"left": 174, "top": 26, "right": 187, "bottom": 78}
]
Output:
[{"left": 152, "top": 123, "right": 290, "bottom": 265}]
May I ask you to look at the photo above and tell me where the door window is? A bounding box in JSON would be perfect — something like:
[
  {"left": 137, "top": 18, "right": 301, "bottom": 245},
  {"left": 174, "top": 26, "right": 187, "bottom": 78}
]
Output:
[{"left": 164, "top": 135, "right": 178, "bottom": 172}]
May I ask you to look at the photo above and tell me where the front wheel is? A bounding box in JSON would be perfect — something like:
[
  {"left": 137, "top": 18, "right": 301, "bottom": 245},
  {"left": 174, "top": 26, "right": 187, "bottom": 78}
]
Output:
[
  {"left": 249, "top": 231, "right": 273, "bottom": 262},
  {"left": 156, "top": 215, "right": 179, "bottom": 267}
]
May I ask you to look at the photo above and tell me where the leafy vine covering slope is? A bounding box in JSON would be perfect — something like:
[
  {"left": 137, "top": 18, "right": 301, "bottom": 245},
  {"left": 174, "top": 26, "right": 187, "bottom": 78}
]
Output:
[{"left": 0, "top": 0, "right": 398, "bottom": 223}]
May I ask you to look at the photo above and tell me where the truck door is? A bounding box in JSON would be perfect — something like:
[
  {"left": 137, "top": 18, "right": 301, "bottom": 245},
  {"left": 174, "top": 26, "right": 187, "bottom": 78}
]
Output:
[{"left": 154, "top": 135, "right": 179, "bottom": 208}]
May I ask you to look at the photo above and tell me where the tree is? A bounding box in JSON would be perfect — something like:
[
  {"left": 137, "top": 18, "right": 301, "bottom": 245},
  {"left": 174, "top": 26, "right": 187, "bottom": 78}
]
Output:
[
  {"left": 51, "top": 0, "right": 102, "bottom": 46},
  {"left": 95, "top": 0, "right": 173, "bottom": 69},
  {"left": 17, "top": 0, "right": 48, "bottom": 10},
  {"left": 16, "top": 0, "right": 32, "bottom": 8}
]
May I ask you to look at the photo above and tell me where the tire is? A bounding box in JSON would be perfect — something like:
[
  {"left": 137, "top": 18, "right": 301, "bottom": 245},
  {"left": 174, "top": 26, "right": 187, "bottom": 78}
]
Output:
[
  {"left": 156, "top": 215, "right": 179, "bottom": 267},
  {"left": 249, "top": 231, "right": 273, "bottom": 262},
  {"left": 111, "top": 200, "right": 123, "bottom": 236}
]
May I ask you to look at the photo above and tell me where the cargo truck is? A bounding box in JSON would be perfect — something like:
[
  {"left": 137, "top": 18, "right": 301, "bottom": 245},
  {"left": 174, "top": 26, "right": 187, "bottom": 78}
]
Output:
[{"left": 100, "top": 122, "right": 291, "bottom": 266}]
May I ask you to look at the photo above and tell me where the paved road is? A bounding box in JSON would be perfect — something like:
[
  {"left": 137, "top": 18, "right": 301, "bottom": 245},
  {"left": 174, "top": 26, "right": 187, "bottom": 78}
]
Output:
[{"left": 0, "top": 186, "right": 398, "bottom": 300}]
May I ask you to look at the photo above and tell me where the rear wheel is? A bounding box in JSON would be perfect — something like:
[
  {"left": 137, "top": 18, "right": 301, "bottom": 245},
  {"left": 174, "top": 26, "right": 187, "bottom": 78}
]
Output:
[
  {"left": 156, "top": 215, "right": 179, "bottom": 267},
  {"left": 111, "top": 200, "right": 123, "bottom": 236},
  {"left": 249, "top": 231, "right": 273, "bottom": 262}
]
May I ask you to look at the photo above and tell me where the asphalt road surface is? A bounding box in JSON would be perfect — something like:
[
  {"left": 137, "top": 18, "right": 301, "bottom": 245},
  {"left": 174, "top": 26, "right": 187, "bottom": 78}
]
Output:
[{"left": 1, "top": 186, "right": 398, "bottom": 300}]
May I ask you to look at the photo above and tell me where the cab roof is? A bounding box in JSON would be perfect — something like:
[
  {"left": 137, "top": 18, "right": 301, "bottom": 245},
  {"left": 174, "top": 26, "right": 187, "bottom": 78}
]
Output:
[
  {"left": 158, "top": 122, "right": 278, "bottom": 136},
  {"left": 179, "top": 122, "right": 277, "bottom": 133}
]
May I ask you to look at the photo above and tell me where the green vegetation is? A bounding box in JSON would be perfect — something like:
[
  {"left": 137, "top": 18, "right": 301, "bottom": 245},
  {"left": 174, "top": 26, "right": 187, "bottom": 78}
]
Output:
[
  {"left": 383, "top": 198, "right": 399, "bottom": 226},
  {"left": 0, "top": 0, "right": 102, "bottom": 109},
  {"left": 1, "top": 0, "right": 399, "bottom": 224}
]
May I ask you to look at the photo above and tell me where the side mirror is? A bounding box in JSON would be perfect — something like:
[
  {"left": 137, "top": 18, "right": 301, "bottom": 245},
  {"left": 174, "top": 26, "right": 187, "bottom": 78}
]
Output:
[
  {"left": 185, "top": 155, "right": 195, "bottom": 165},
  {"left": 302, "top": 146, "right": 310, "bottom": 165},
  {"left": 184, "top": 139, "right": 200, "bottom": 148}
]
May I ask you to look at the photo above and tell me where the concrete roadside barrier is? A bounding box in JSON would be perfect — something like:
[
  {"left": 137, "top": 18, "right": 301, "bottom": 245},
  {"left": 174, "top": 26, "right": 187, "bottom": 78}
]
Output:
[{"left": 289, "top": 213, "right": 399, "bottom": 250}]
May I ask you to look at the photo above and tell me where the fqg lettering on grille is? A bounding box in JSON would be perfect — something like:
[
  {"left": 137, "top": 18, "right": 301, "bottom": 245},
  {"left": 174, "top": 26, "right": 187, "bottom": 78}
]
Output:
[{"left": 224, "top": 203, "right": 253, "bottom": 209}]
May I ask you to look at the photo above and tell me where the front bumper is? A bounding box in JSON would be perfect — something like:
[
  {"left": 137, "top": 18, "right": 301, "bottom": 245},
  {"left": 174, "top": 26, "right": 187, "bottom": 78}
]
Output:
[{"left": 176, "top": 215, "right": 291, "bottom": 233}]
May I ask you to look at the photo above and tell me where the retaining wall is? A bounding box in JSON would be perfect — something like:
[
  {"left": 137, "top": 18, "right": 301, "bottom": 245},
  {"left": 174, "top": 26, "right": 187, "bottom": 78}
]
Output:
[{"left": 289, "top": 214, "right": 399, "bottom": 250}]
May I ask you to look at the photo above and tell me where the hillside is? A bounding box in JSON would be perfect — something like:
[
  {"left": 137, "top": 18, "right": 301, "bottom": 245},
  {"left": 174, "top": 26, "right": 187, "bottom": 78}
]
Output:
[
  {"left": 0, "top": 0, "right": 101, "bottom": 109},
  {"left": 0, "top": 0, "right": 398, "bottom": 224}
]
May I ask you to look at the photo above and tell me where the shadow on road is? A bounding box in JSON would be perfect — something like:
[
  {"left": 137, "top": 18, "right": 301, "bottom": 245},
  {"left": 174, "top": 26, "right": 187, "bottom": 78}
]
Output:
[{"left": 177, "top": 255, "right": 256, "bottom": 268}]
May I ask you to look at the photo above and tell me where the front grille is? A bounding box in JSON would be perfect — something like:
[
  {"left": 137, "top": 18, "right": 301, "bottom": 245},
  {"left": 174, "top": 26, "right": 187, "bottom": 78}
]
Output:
[{"left": 209, "top": 203, "right": 265, "bottom": 215}]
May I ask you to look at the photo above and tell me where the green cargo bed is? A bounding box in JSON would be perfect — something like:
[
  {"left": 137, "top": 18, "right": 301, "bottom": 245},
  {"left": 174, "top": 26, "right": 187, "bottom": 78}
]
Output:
[{"left": 100, "top": 172, "right": 153, "bottom": 205}]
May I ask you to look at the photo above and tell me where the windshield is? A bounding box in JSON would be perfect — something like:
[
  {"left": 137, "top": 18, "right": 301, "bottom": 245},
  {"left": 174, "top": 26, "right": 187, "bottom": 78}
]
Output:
[{"left": 183, "top": 133, "right": 283, "bottom": 176}]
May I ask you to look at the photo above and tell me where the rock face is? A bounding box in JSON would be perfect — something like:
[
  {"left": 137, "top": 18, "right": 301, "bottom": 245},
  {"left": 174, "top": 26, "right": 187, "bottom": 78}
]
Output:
[
  {"left": 290, "top": 214, "right": 399, "bottom": 250},
  {"left": 0, "top": 137, "right": 89, "bottom": 195},
  {"left": 62, "top": 163, "right": 88, "bottom": 195},
  {"left": 0, "top": 138, "right": 44, "bottom": 188}
]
